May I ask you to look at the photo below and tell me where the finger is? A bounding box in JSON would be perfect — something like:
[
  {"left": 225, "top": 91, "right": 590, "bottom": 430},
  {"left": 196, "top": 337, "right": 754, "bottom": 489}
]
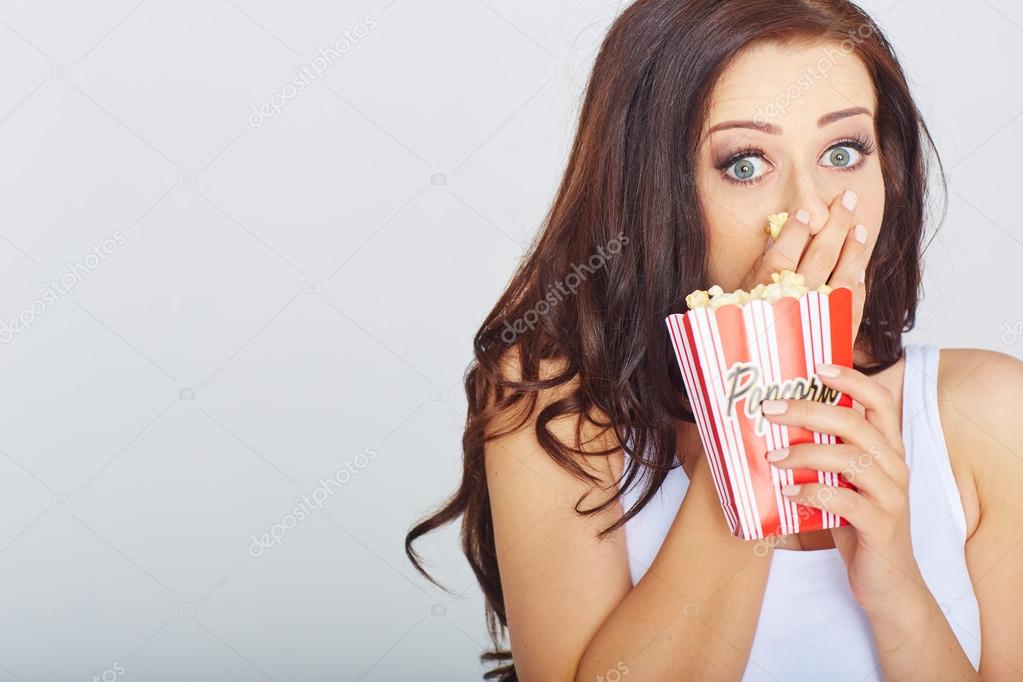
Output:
[
  {"left": 814, "top": 363, "right": 902, "bottom": 448},
  {"left": 828, "top": 220, "right": 870, "bottom": 291},
  {"left": 782, "top": 482, "right": 888, "bottom": 533},
  {"left": 798, "top": 190, "right": 858, "bottom": 290},
  {"left": 761, "top": 397, "right": 907, "bottom": 486},
  {"left": 828, "top": 217, "right": 872, "bottom": 339},
  {"left": 766, "top": 442, "right": 903, "bottom": 508},
  {"left": 742, "top": 211, "right": 811, "bottom": 291}
]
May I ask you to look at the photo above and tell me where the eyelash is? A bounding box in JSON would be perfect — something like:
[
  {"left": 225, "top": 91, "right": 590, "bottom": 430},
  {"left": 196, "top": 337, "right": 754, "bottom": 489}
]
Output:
[{"left": 715, "top": 132, "right": 878, "bottom": 187}]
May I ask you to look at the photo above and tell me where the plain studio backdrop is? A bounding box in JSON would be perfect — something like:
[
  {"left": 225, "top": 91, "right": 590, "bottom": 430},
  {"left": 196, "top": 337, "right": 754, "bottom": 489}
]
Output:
[{"left": 0, "top": 0, "right": 1019, "bottom": 680}]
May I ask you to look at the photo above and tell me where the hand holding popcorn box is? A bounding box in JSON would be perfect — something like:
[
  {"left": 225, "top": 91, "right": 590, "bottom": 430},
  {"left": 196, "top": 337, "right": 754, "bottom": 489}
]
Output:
[{"left": 665, "top": 260, "right": 857, "bottom": 541}]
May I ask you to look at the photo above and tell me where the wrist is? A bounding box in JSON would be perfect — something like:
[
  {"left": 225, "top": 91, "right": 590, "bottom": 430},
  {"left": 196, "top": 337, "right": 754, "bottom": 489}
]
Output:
[
  {"left": 864, "top": 574, "right": 936, "bottom": 632},
  {"left": 856, "top": 552, "right": 927, "bottom": 612}
]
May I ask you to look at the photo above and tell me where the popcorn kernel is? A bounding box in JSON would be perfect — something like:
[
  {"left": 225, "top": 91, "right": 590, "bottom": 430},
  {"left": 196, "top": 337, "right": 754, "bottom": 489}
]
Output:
[{"left": 765, "top": 212, "right": 789, "bottom": 240}]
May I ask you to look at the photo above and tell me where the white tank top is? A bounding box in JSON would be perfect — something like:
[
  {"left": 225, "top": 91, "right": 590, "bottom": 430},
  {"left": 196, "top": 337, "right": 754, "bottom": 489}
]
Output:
[{"left": 618, "top": 343, "right": 981, "bottom": 678}]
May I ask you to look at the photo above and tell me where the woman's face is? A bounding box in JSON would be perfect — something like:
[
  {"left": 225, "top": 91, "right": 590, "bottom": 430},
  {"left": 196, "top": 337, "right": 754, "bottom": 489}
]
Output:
[{"left": 696, "top": 40, "right": 885, "bottom": 290}]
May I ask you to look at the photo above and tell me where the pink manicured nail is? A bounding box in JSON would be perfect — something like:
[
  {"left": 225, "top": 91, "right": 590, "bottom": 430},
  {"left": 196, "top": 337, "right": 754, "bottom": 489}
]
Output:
[
  {"left": 761, "top": 399, "right": 787, "bottom": 415},
  {"left": 854, "top": 224, "right": 867, "bottom": 244},
  {"left": 795, "top": 209, "right": 811, "bottom": 224},
  {"left": 766, "top": 448, "right": 789, "bottom": 462},
  {"left": 843, "top": 190, "right": 858, "bottom": 211},
  {"left": 815, "top": 363, "right": 840, "bottom": 377},
  {"left": 782, "top": 484, "right": 802, "bottom": 496}
]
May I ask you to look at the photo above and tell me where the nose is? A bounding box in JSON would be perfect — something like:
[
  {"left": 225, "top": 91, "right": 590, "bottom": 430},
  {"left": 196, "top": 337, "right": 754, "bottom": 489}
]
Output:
[{"left": 783, "top": 166, "right": 831, "bottom": 234}]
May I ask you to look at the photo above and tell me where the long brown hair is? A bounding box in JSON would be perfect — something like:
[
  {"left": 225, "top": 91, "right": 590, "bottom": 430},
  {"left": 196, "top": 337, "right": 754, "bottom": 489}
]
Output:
[{"left": 405, "top": 0, "right": 944, "bottom": 678}]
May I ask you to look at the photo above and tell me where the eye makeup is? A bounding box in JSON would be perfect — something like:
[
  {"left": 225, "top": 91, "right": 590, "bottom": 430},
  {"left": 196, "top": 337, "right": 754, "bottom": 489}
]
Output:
[{"left": 712, "top": 131, "right": 878, "bottom": 187}]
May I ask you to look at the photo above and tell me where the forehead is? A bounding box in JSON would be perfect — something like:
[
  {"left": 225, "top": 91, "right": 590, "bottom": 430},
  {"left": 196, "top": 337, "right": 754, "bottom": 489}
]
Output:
[{"left": 705, "top": 39, "right": 876, "bottom": 128}]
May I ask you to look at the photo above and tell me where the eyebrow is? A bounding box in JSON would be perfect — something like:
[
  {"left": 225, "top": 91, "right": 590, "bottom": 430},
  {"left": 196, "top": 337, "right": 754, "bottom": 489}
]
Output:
[{"left": 707, "top": 106, "right": 873, "bottom": 135}]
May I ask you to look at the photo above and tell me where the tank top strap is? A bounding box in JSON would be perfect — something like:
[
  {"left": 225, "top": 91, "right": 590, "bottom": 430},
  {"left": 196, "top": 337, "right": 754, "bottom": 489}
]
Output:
[{"left": 900, "top": 342, "right": 968, "bottom": 540}]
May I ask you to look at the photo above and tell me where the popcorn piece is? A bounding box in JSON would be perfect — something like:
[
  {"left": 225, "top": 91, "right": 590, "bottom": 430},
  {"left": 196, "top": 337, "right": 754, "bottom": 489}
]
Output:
[
  {"left": 685, "top": 269, "right": 833, "bottom": 310},
  {"left": 685, "top": 289, "right": 711, "bottom": 310},
  {"left": 765, "top": 212, "right": 789, "bottom": 240},
  {"left": 707, "top": 289, "right": 750, "bottom": 310}
]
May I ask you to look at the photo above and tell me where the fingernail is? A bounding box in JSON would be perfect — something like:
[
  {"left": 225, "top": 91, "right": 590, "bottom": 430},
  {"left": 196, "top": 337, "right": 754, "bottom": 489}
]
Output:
[
  {"left": 766, "top": 447, "right": 789, "bottom": 462},
  {"left": 858, "top": 269, "right": 866, "bottom": 284},
  {"left": 782, "top": 484, "right": 802, "bottom": 496},
  {"left": 854, "top": 224, "right": 867, "bottom": 244},
  {"left": 843, "top": 190, "right": 858, "bottom": 211},
  {"left": 761, "top": 399, "right": 787, "bottom": 415},
  {"left": 815, "top": 363, "right": 840, "bottom": 377},
  {"left": 795, "top": 209, "right": 811, "bottom": 224}
]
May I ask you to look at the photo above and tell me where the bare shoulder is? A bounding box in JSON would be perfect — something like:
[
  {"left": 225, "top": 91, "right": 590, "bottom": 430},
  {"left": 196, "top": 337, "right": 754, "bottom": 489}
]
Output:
[
  {"left": 938, "top": 347, "right": 1023, "bottom": 675},
  {"left": 936, "top": 347, "right": 1023, "bottom": 541},
  {"left": 486, "top": 344, "right": 626, "bottom": 485},
  {"left": 483, "top": 344, "right": 631, "bottom": 678}
]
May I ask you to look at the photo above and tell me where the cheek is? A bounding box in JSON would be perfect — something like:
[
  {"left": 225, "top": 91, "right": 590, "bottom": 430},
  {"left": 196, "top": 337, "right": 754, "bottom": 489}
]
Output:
[
  {"left": 699, "top": 180, "right": 775, "bottom": 289},
  {"left": 704, "top": 212, "right": 768, "bottom": 289},
  {"left": 858, "top": 169, "right": 886, "bottom": 251}
]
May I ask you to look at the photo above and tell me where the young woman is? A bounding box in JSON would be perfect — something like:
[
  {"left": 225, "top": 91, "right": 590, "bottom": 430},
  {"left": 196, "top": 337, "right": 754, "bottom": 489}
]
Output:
[{"left": 406, "top": 1, "right": 1023, "bottom": 679}]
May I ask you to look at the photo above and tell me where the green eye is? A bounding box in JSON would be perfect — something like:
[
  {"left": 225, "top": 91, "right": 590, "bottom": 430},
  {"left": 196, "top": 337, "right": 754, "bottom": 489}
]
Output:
[
  {"left": 733, "top": 160, "right": 755, "bottom": 179},
  {"left": 726, "top": 156, "right": 767, "bottom": 182},
  {"left": 822, "top": 145, "right": 861, "bottom": 169}
]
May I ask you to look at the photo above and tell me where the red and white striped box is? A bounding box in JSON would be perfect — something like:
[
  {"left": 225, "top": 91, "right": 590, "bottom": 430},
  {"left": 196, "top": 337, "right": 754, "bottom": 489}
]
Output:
[{"left": 664, "top": 287, "right": 856, "bottom": 541}]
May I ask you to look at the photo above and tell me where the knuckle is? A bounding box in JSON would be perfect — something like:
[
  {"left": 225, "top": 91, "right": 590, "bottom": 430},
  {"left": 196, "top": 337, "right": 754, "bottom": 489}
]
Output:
[
  {"left": 790, "top": 399, "right": 809, "bottom": 418},
  {"left": 885, "top": 491, "right": 908, "bottom": 517},
  {"left": 838, "top": 406, "right": 859, "bottom": 431},
  {"left": 834, "top": 487, "right": 858, "bottom": 514},
  {"left": 785, "top": 219, "right": 811, "bottom": 241},
  {"left": 765, "top": 250, "right": 798, "bottom": 273},
  {"left": 842, "top": 447, "right": 870, "bottom": 479},
  {"left": 811, "top": 249, "right": 833, "bottom": 270}
]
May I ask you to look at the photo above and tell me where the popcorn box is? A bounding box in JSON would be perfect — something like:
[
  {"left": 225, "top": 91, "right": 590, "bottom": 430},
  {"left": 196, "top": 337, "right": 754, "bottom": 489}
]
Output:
[{"left": 665, "top": 286, "right": 856, "bottom": 541}]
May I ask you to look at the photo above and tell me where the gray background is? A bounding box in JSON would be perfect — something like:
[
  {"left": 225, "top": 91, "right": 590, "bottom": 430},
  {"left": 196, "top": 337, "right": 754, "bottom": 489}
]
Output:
[{"left": 0, "top": 0, "right": 1019, "bottom": 680}]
